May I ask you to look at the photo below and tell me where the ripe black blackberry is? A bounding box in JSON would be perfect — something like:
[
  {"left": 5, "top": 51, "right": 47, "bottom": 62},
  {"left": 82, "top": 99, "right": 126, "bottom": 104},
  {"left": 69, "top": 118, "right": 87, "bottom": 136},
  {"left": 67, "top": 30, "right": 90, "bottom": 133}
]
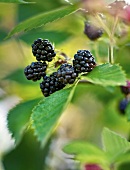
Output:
[
  {"left": 73, "top": 50, "right": 96, "bottom": 73},
  {"left": 24, "top": 61, "right": 47, "bottom": 81},
  {"left": 120, "top": 81, "right": 130, "bottom": 95},
  {"left": 57, "top": 63, "right": 78, "bottom": 84},
  {"left": 119, "top": 98, "right": 129, "bottom": 114},
  {"left": 84, "top": 22, "right": 103, "bottom": 41},
  {"left": 32, "top": 38, "right": 56, "bottom": 62},
  {"left": 40, "top": 72, "right": 65, "bottom": 97}
]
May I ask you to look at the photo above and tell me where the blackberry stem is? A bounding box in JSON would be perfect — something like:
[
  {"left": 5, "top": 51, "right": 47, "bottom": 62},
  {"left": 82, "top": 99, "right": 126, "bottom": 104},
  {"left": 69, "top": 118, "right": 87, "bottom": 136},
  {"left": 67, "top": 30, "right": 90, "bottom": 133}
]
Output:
[
  {"left": 108, "top": 16, "right": 118, "bottom": 64},
  {"left": 112, "top": 16, "right": 119, "bottom": 37},
  {"left": 95, "top": 13, "right": 111, "bottom": 37},
  {"left": 108, "top": 43, "right": 114, "bottom": 64},
  {"left": 95, "top": 13, "right": 119, "bottom": 64}
]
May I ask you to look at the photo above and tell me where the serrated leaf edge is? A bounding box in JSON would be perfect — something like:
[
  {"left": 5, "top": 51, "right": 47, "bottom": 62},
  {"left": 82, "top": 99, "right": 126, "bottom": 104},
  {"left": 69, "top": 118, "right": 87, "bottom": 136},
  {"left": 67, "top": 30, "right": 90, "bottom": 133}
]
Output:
[
  {"left": 102, "top": 127, "right": 130, "bottom": 152},
  {"left": 6, "top": 5, "right": 79, "bottom": 39},
  {"left": 7, "top": 98, "right": 41, "bottom": 145},
  {"left": 31, "top": 85, "right": 76, "bottom": 146},
  {"left": 81, "top": 63, "right": 127, "bottom": 86}
]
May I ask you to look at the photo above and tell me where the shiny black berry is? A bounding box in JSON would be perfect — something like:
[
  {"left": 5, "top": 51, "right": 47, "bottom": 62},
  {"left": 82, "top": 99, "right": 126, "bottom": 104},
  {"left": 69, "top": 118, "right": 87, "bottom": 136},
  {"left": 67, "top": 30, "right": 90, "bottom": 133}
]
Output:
[
  {"left": 120, "top": 81, "right": 130, "bottom": 95},
  {"left": 84, "top": 22, "right": 103, "bottom": 41},
  {"left": 40, "top": 72, "right": 65, "bottom": 97},
  {"left": 73, "top": 50, "right": 96, "bottom": 73},
  {"left": 24, "top": 61, "right": 47, "bottom": 81},
  {"left": 119, "top": 98, "right": 129, "bottom": 114},
  {"left": 57, "top": 63, "right": 78, "bottom": 84},
  {"left": 32, "top": 38, "right": 56, "bottom": 62}
]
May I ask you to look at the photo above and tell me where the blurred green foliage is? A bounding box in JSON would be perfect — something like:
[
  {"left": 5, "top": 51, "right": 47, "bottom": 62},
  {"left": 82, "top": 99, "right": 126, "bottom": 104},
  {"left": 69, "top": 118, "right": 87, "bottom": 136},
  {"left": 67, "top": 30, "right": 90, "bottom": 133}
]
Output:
[{"left": 3, "top": 130, "right": 50, "bottom": 170}]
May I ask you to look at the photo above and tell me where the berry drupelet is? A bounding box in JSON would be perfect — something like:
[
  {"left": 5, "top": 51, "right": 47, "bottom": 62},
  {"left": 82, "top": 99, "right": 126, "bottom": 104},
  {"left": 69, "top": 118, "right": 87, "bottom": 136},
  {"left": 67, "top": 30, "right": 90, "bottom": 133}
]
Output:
[
  {"left": 73, "top": 50, "right": 96, "bottom": 73},
  {"left": 40, "top": 72, "right": 65, "bottom": 97},
  {"left": 32, "top": 38, "right": 56, "bottom": 62},
  {"left": 24, "top": 61, "right": 47, "bottom": 81},
  {"left": 57, "top": 63, "right": 78, "bottom": 84},
  {"left": 84, "top": 22, "right": 103, "bottom": 41}
]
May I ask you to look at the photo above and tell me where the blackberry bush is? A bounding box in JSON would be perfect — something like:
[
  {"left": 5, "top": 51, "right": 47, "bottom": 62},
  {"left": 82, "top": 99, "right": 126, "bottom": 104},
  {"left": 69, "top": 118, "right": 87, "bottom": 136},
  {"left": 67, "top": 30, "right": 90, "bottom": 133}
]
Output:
[
  {"left": 32, "top": 38, "right": 56, "bottom": 62},
  {"left": 84, "top": 22, "right": 103, "bottom": 41},
  {"left": 40, "top": 72, "right": 65, "bottom": 97},
  {"left": 24, "top": 61, "right": 47, "bottom": 81},
  {"left": 73, "top": 50, "right": 96, "bottom": 73},
  {"left": 57, "top": 63, "right": 78, "bottom": 84}
]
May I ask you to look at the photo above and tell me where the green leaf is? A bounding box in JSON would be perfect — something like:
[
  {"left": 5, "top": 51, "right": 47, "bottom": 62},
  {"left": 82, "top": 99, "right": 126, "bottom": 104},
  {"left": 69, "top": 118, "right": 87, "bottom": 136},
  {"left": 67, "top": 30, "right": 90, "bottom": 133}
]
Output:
[
  {"left": 63, "top": 141, "right": 109, "bottom": 170},
  {"left": 115, "top": 150, "right": 130, "bottom": 165},
  {"left": 7, "top": 98, "right": 41, "bottom": 145},
  {"left": 63, "top": 141, "right": 107, "bottom": 165},
  {"left": 126, "top": 103, "right": 130, "bottom": 121},
  {"left": 17, "top": 0, "right": 64, "bottom": 22},
  {"left": 102, "top": 128, "right": 130, "bottom": 163},
  {"left": 31, "top": 86, "right": 75, "bottom": 146},
  {"left": 82, "top": 63, "right": 126, "bottom": 86},
  {"left": 6, "top": 5, "right": 78, "bottom": 39},
  {"left": 0, "top": 0, "right": 31, "bottom": 3}
]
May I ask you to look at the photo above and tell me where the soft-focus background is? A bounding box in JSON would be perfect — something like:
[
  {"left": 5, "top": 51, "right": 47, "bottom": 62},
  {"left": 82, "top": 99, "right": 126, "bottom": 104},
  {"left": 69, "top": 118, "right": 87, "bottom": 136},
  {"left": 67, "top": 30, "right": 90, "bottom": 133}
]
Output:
[{"left": 0, "top": 0, "right": 130, "bottom": 170}]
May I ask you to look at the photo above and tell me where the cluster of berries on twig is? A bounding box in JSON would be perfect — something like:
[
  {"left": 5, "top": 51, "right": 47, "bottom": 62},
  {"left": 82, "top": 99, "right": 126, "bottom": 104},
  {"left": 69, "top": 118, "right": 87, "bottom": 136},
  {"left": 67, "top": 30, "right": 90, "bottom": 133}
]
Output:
[
  {"left": 24, "top": 38, "right": 96, "bottom": 97},
  {"left": 119, "top": 81, "right": 130, "bottom": 114}
]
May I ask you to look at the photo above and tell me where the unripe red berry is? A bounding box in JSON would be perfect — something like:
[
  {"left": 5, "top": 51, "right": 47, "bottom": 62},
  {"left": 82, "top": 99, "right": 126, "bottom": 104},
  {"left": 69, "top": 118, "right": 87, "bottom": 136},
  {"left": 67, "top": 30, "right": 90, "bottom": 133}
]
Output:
[{"left": 84, "top": 163, "right": 103, "bottom": 170}]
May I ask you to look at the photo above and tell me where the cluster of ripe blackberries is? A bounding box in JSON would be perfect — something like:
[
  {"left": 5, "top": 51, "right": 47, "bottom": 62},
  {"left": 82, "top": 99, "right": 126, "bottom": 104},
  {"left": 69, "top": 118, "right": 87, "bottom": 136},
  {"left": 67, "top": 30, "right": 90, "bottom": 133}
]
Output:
[
  {"left": 119, "top": 81, "right": 130, "bottom": 114},
  {"left": 24, "top": 38, "right": 96, "bottom": 97}
]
